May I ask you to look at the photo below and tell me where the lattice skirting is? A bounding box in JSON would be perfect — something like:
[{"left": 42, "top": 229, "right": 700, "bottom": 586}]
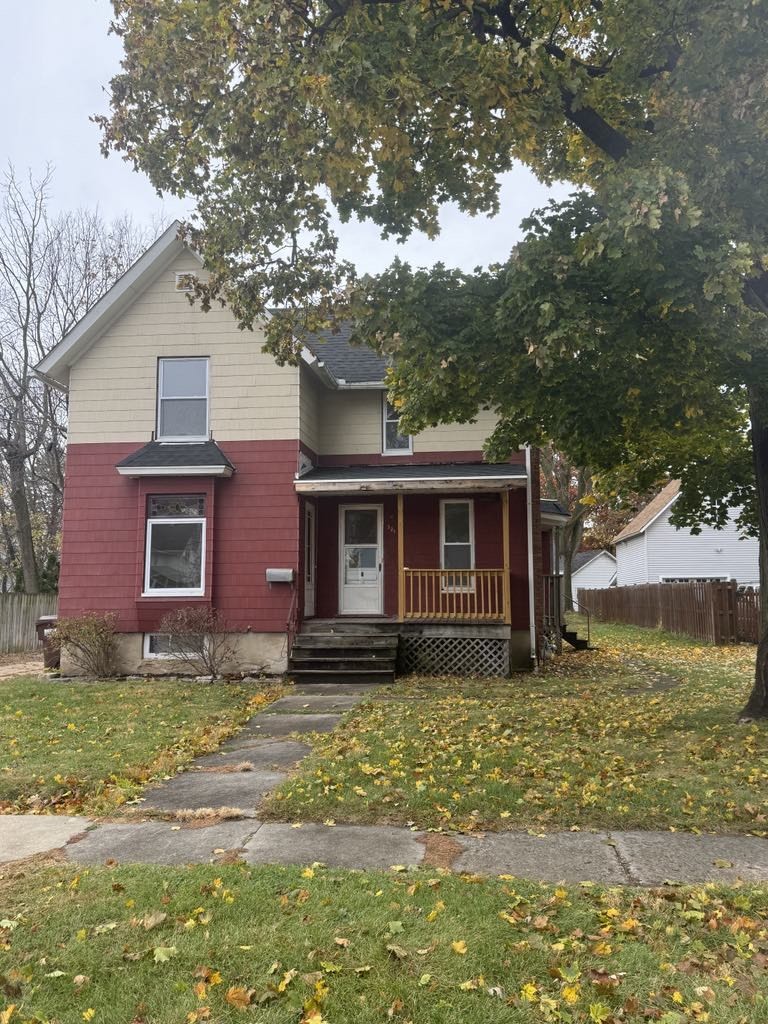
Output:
[{"left": 397, "top": 634, "right": 509, "bottom": 677}]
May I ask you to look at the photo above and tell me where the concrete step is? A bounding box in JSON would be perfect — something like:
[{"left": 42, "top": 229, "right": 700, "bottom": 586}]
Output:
[{"left": 289, "top": 668, "right": 395, "bottom": 685}]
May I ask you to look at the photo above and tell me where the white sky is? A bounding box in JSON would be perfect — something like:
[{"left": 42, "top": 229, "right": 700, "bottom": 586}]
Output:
[{"left": 1, "top": 0, "right": 568, "bottom": 275}]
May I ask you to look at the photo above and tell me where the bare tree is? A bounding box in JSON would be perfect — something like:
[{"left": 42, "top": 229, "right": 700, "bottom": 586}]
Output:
[{"left": 0, "top": 165, "right": 160, "bottom": 592}]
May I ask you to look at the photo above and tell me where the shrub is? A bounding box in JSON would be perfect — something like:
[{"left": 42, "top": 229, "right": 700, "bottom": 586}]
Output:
[
  {"left": 158, "top": 607, "right": 237, "bottom": 678},
  {"left": 52, "top": 612, "right": 120, "bottom": 678}
]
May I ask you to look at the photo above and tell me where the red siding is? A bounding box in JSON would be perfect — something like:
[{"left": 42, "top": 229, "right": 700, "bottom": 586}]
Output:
[{"left": 59, "top": 440, "right": 300, "bottom": 634}]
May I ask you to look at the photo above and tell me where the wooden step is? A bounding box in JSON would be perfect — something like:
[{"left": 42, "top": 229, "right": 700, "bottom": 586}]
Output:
[
  {"left": 302, "top": 619, "right": 401, "bottom": 635},
  {"left": 289, "top": 668, "right": 395, "bottom": 685},
  {"left": 289, "top": 655, "right": 396, "bottom": 673},
  {"left": 292, "top": 633, "right": 398, "bottom": 650}
]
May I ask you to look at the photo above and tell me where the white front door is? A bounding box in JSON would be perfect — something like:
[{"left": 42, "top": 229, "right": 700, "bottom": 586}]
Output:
[
  {"left": 339, "top": 504, "right": 383, "bottom": 615},
  {"left": 304, "top": 502, "right": 316, "bottom": 617}
]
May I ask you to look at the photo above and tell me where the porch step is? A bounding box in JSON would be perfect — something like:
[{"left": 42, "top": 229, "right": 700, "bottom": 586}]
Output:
[
  {"left": 562, "top": 627, "right": 591, "bottom": 651},
  {"left": 289, "top": 628, "right": 398, "bottom": 685},
  {"left": 302, "top": 618, "right": 401, "bottom": 635}
]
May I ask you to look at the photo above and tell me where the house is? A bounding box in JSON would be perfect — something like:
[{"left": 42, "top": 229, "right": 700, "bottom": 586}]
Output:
[
  {"left": 612, "top": 480, "right": 759, "bottom": 588},
  {"left": 568, "top": 549, "right": 616, "bottom": 608},
  {"left": 36, "top": 223, "right": 573, "bottom": 680}
]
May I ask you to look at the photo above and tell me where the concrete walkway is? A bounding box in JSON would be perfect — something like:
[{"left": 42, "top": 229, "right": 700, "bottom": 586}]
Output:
[{"left": 3, "top": 682, "right": 768, "bottom": 884}]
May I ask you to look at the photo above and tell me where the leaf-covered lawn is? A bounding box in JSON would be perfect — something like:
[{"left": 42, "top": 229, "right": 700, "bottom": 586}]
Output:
[
  {"left": 265, "top": 623, "right": 768, "bottom": 834},
  {"left": 2, "top": 863, "right": 767, "bottom": 1023},
  {"left": 0, "top": 679, "right": 281, "bottom": 814}
]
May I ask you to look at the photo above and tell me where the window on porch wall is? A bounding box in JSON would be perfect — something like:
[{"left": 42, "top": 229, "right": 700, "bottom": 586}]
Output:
[{"left": 440, "top": 499, "right": 474, "bottom": 591}]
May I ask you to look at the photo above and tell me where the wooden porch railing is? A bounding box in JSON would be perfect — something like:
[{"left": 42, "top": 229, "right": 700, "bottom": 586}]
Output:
[{"left": 402, "top": 568, "right": 507, "bottom": 621}]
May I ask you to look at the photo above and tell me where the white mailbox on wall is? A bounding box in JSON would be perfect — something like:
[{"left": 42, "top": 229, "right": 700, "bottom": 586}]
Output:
[{"left": 265, "top": 568, "right": 295, "bottom": 584}]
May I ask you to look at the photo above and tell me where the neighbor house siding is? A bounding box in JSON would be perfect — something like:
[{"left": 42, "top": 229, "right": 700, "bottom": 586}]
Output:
[
  {"left": 317, "top": 388, "right": 498, "bottom": 458},
  {"left": 572, "top": 553, "right": 617, "bottom": 592},
  {"left": 644, "top": 505, "right": 759, "bottom": 585},
  {"left": 67, "top": 252, "right": 300, "bottom": 445},
  {"left": 615, "top": 534, "right": 647, "bottom": 585}
]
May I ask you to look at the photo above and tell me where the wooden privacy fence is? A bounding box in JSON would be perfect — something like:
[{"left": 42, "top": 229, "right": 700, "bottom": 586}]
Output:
[
  {"left": 0, "top": 593, "right": 58, "bottom": 654},
  {"left": 578, "top": 581, "right": 761, "bottom": 645}
]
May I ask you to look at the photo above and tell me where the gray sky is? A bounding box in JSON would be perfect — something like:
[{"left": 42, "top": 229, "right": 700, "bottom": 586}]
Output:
[{"left": 2, "top": 0, "right": 567, "bottom": 274}]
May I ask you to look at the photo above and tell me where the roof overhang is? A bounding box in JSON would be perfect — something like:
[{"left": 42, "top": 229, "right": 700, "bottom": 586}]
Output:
[
  {"left": 295, "top": 466, "right": 527, "bottom": 495},
  {"left": 35, "top": 220, "right": 198, "bottom": 390},
  {"left": 541, "top": 511, "right": 570, "bottom": 526},
  {"left": 117, "top": 465, "right": 234, "bottom": 478}
]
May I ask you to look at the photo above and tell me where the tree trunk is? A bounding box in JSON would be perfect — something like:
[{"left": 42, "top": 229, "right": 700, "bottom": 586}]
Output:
[
  {"left": 562, "top": 515, "right": 585, "bottom": 612},
  {"left": 6, "top": 449, "right": 40, "bottom": 594},
  {"left": 741, "top": 383, "right": 768, "bottom": 718}
]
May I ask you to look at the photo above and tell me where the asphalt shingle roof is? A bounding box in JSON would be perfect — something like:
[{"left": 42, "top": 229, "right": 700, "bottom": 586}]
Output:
[
  {"left": 303, "top": 323, "right": 388, "bottom": 384},
  {"left": 572, "top": 549, "right": 612, "bottom": 573},
  {"left": 116, "top": 441, "right": 235, "bottom": 471},
  {"left": 541, "top": 499, "right": 570, "bottom": 518},
  {"left": 298, "top": 463, "right": 526, "bottom": 482},
  {"left": 612, "top": 480, "right": 680, "bottom": 544}
]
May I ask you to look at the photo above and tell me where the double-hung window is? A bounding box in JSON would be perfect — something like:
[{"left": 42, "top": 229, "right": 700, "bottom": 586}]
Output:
[
  {"left": 440, "top": 499, "right": 474, "bottom": 590},
  {"left": 157, "top": 357, "right": 209, "bottom": 441},
  {"left": 382, "top": 395, "right": 412, "bottom": 454},
  {"left": 144, "top": 495, "right": 206, "bottom": 596}
]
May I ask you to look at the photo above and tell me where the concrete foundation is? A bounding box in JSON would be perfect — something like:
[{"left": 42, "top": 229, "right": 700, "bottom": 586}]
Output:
[{"left": 61, "top": 631, "right": 287, "bottom": 677}]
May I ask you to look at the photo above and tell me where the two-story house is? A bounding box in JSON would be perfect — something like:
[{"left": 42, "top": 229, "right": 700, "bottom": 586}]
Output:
[{"left": 37, "top": 223, "right": 568, "bottom": 680}]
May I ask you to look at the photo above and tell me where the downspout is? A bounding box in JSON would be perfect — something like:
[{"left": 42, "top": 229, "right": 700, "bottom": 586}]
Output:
[{"left": 525, "top": 446, "right": 538, "bottom": 669}]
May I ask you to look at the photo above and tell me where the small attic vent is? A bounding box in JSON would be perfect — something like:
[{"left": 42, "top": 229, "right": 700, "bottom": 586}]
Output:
[{"left": 175, "top": 272, "right": 196, "bottom": 293}]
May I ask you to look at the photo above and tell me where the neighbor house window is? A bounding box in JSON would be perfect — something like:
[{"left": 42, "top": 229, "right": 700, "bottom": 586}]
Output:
[
  {"left": 382, "top": 395, "right": 412, "bottom": 454},
  {"left": 157, "top": 357, "right": 209, "bottom": 440},
  {"left": 143, "top": 494, "right": 205, "bottom": 596},
  {"left": 440, "top": 500, "right": 474, "bottom": 590}
]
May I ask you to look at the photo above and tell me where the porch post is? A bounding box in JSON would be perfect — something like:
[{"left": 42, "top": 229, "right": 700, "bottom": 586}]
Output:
[
  {"left": 397, "top": 492, "right": 405, "bottom": 622},
  {"left": 502, "top": 489, "right": 512, "bottom": 625}
]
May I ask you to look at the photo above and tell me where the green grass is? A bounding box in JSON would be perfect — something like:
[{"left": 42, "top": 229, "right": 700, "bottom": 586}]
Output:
[
  {"left": 2, "top": 861, "right": 767, "bottom": 1023},
  {"left": 264, "top": 622, "right": 768, "bottom": 834},
  {"left": 0, "top": 679, "right": 281, "bottom": 814}
]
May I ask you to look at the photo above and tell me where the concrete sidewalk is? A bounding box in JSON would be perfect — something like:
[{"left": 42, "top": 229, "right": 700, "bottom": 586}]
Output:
[{"left": 3, "top": 814, "right": 768, "bottom": 884}]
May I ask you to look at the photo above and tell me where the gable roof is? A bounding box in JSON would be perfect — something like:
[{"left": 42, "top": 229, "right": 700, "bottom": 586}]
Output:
[
  {"left": 571, "top": 549, "right": 616, "bottom": 574},
  {"left": 302, "top": 322, "right": 388, "bottom": 386},
  {"left": 36, "top": 221, "right": 196, "bottom": 389},
  {"left": 612, "top": 480, "right": 681, "bottom": 544}
]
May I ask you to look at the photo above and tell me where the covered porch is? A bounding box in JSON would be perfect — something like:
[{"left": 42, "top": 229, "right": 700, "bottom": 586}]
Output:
[{"left": 294, "top": 462, "right": 537, "bottom": 675}]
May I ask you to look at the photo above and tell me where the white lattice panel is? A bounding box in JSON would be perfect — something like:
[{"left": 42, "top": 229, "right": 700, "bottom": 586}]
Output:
[{"left": 397, "top": 635, "right": 509, "bottom": 677}]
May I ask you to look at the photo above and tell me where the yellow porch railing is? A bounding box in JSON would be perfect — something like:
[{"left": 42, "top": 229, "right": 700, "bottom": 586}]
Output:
[{"left": 402, "top": 568, "right": 507, "bottom": 621}]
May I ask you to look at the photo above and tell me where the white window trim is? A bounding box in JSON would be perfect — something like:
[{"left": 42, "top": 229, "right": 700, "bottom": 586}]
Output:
[
  {"left": 143, "top": 516, "right": 206, "bottom": 597},
  {"left": 659, "top": 575, "right": 731, "bottom": 583},
  {"left": 157, "top": 356, "right": 209, "bottom": 442},
  {"left": 440, "top": 499, "right": 475, "bottom": 591},
  {"left": 143, "top": 633, "right": 174, "bottom": 659},
  {"left": 381, "top": 393, "right": 413, "bottom": 455}
]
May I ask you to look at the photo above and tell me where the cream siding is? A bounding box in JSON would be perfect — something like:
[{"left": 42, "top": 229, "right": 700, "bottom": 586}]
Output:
[
  {"left": 317, "top": 388, "right": 497, "bottom": 456},
  {"left": 299, "top": 366, "right": 324, "bottom": 455},
  {"left": 68, "top": 253, "right": 299, "bottom": 444}
]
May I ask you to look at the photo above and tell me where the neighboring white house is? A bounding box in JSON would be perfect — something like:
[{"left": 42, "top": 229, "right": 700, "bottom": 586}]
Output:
[
  {"left": 569, "top": 549, "right": 617, "bottom": 607},
  {"left": 612, "top": 480, "right": 759, "bottom": 587}
]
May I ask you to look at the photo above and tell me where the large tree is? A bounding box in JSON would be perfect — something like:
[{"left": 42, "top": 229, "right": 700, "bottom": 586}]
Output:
[
  {"left": 100, "top": 0, "right": 768, "bottom": 716},
  {"left": 0, "top": 165, "right": 156, "bottom": 591}
]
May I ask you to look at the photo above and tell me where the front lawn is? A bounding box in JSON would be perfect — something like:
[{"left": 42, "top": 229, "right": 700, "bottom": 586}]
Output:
[
  {"left": 0, "top": 679, "right": 280, "bottom": 814},
  {"left": 265, "top": 623, "right": 768, "bottom": 834},
  {"left": 2, "top": 861, "right": 766, "bottom": 1023}
]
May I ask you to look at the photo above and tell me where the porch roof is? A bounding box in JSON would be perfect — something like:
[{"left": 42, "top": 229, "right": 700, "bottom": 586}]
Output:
[{"left": 294, "top": 462, "right": 527, "bottom": 494}]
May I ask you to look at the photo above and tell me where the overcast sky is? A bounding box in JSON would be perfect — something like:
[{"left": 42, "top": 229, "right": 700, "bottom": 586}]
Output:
[{"left": 2, "top": 0, "right": 567, "bottom": 275}]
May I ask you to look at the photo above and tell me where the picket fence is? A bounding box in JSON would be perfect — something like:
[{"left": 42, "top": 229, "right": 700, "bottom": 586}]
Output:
[
  {"left": 0, "top": 593, "right": 58, "bottom": 654},
  {"left": 578, "top": 580, "right": 761, "bottom": 646}
]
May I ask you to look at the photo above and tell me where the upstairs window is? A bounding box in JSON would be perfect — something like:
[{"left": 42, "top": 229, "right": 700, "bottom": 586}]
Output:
[
  {"left": 382, "top": 395, "right": 412, "bottom": 454},
  {"left": 157, "top": 357, "right": 209, "bottom": 441},
  {"left": 144, "top": 494, "right": 206, "bottom": 597}
]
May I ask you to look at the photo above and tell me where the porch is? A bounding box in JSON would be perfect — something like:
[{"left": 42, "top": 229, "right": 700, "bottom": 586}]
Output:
[{"left": 293, "top": 462, "right": 539, "bottom": 678}]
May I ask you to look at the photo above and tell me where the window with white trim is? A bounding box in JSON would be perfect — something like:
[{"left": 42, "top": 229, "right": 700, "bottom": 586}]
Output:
[
  {"left": 143, "top": 633, "right": 200, "bottom": 659},
  {"left": 144, "top": 494, "right": 206, "bottom": 596},
  {"left": 382, "top": 395, "right": 412, "bottom": 454},
  {"left": 157, "top": 357, "right": 209, "bottom": 440},
  {"left": 440, "top": 499, "right": 474, "bottom": 590}
]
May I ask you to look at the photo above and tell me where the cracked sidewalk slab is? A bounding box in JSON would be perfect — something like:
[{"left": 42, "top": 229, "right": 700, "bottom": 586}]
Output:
[
  {"left": 453, "top": 831, "right": 630, "bottom": 883},
  {"left": 242, "top": 822, "right": 426, "bottom": 871},
  {"left": 0, "top": 814, "right": 90, "bottom": 863},
  {"left": 611, "top": 831, "right": 768, "bottom": 885},
  {"left": 66, "top": 819, "right": 260, "bottom": 865},
  {"left": 225, "top": 713, "right": 341, "bottom": 743},
  {"left": 139, "top": 769, "right": 287, "bottom": 815},
  {"left": 192, "top": 739, "right": 310, "bottom": 771}
]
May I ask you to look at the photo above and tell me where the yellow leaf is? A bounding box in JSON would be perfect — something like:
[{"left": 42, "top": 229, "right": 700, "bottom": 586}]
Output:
[
  {"left": 0, "top": 1007, "right": 15, "bottom": 1024},
  {"left": 225, "top": 986, "right": 253, "bottom": 1009},
  {"left": 82, "top": 1011, "right": 96, "bottom": 1022},
  {"left": 451, "top": 940, "right": 467, "bottom": 954},
  {"left": 563, "top": 984, "right": 581, "bottom": 1004}
]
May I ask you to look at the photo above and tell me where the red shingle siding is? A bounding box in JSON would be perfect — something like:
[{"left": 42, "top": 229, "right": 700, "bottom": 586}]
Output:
[{"left": 59, "top": 440, "right": 300, "bottom": 633}]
